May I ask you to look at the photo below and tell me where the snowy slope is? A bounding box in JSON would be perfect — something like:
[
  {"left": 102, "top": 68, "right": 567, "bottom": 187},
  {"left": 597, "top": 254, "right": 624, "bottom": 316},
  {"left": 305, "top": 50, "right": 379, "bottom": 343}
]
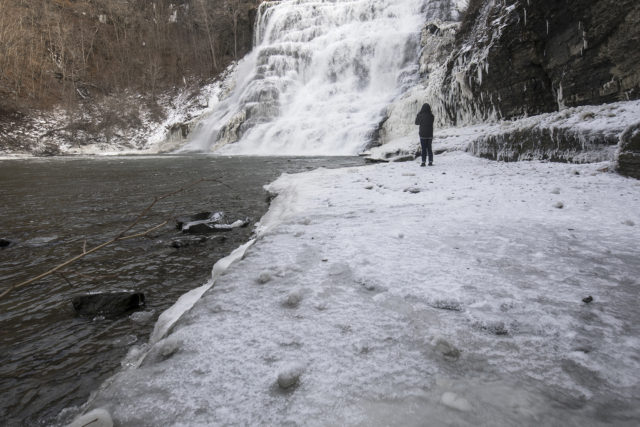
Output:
[{"left": 72, "top": 148, "right": 640, "bottom": 426}]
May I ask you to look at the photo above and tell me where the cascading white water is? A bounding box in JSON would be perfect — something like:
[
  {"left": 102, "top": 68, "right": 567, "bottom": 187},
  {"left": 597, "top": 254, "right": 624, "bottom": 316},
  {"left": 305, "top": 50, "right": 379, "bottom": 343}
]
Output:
[{"left": 182, "top": 0, "right": 429, "bottom": 156}]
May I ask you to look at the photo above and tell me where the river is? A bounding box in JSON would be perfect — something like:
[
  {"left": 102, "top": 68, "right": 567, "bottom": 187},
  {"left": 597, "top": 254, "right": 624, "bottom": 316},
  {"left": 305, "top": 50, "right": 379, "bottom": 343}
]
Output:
[{"left": 0, "top": 155, "right": 364, "bottom": 425}]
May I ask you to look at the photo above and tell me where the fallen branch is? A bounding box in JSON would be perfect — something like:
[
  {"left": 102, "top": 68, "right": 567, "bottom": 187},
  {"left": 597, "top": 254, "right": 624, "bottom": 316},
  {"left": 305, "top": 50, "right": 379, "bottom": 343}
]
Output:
[{"left": 1, "top": 177, "right": 231, "bottom": 300}]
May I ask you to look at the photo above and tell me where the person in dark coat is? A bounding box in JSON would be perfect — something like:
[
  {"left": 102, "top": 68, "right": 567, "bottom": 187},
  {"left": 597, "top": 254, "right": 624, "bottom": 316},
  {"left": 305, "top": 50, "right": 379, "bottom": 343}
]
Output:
[{"left": 415, "top": 103, "right": 434, "bottom": 166}]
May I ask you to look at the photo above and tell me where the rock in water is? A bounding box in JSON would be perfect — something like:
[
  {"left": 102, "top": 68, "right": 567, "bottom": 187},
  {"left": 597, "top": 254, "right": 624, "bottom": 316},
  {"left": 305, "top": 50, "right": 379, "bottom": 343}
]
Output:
[
  {"left": 582, "top": 295, "right": 594, "bottom": 304},
  {"left": 0, "top": 238, "right": 11, "bottom": 248},
  {"left": 175, "top": 211, "right": 215, "bottom": 230},
  {"left": 182, "top": 217, "right": 249, "bottom": 234},
  {"left": 72, "top": 292, "right": 145, "bottom": 316}
]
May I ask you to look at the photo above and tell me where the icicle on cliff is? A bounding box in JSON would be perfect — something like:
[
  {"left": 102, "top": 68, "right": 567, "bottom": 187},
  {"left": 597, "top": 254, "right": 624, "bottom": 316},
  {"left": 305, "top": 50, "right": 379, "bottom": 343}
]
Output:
[{"left": 181, "top": 0, "right": 448, "bottom": 156}]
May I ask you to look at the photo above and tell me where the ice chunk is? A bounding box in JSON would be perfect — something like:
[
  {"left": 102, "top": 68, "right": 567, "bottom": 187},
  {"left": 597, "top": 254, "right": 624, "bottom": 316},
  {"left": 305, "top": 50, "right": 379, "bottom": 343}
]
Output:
[
  {"left": 69, "top": 408, "right": 113, "bottom": 427},
  {"left": 441, "top": 392, "right": 472, "bottom": 412}
]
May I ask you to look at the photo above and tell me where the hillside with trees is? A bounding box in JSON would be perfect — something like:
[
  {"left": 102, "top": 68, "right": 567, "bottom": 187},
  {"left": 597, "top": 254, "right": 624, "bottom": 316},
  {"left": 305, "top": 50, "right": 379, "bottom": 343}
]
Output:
[{"left": 0, "top": 0, "right": 259, "bottom": 152}]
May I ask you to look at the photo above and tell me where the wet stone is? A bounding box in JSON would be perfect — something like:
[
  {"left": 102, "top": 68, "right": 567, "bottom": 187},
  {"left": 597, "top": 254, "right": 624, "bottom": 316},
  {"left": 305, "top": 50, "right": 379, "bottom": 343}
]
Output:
[{"left": 72, "top": 292, "right": 145, "bottom": 317}]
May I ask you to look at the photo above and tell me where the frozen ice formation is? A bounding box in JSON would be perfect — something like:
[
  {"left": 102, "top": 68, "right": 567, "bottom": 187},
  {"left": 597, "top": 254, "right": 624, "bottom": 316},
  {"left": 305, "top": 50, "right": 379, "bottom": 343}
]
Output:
[
  {"left": 182, "top": 0, "right": 432, "bottom": 155},
  {"left": 68, "top": 408, "right": 113, "bottom": 427},
  {"left": 440, "top": 392, "right": 472, "bottom": 412}
]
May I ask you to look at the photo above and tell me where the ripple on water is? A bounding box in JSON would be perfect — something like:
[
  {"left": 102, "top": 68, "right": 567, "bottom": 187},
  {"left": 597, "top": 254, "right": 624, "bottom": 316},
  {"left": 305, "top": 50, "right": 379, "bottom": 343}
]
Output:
[{"left": 0, "top": 155, "right": 364, "bottom": 425}]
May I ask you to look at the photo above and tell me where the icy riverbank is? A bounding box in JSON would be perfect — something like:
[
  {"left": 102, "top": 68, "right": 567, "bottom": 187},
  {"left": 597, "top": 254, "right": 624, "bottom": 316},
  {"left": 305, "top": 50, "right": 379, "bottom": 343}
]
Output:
[{"left": 70, "top": 143, "right": 640, "bottom": 425}]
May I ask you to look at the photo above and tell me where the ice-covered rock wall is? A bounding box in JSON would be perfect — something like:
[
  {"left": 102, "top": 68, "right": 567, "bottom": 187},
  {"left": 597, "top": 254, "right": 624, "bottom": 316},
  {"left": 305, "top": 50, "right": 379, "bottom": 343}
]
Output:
[
  {"left": 440, "top": 0, "right": 640, "bottom": 125},
  {"left": 369, "top": 0, "right": 465, "bottom": 146},
  {"left": 617, "top": 122, "right": 640, "bottom": 179},
  {"left": 182, "top": 0, "right": 440, "bottom": 155}
]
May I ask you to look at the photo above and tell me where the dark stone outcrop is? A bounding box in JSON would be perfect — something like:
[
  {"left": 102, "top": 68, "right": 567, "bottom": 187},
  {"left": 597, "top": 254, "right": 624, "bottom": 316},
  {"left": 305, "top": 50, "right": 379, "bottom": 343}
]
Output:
[
  {"left": 617, "top": 122, "right": 640, "bottom": 179},
  {"left": 72, "top": 292, "right": 145, "bottom": 317},
  {"left": 469, "top": 125, "right": 619, "bottom": 163},
  {"left": 444, "top": 0, "right": 640, "bottom": 123},
  {"left": 0, "top": 238, "right": 12, "bottom": 248}
]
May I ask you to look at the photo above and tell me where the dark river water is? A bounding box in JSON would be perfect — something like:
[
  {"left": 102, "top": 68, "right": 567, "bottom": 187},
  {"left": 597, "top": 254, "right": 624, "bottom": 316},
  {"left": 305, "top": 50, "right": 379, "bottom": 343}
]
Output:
[{"left": 0, "top": 155, "right": 364, "bottom": 426}]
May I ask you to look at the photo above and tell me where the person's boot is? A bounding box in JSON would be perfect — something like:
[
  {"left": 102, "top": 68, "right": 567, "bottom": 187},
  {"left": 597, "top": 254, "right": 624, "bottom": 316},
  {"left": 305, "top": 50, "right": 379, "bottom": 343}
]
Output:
[
  {"left": 420, "top": 162, "right": 426, "bottom": 167},
  {"left": 428, "top": 162, "right": 433, "bottom": 166}
]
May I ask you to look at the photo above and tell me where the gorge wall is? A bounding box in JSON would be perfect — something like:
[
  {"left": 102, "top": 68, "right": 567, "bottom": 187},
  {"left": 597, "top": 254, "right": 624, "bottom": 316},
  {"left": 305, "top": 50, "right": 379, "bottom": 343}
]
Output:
[
  {"left": 385, "top": 0, "right": 640, "bottom": 177},
  {"left": 2, "top": 0, "right": 639, "bottom": 172},
  {"left": 441, "top": 0, "right": 640, "bottom": 123}
]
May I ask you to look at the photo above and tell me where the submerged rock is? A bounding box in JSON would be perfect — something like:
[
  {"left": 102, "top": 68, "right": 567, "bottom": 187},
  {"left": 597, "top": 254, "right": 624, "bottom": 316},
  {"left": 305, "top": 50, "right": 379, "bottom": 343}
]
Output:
[
  {"left": 72, "top": 292, "right": 145, "bottom": 317},
  {"left": 170, "top": 235, "right": 207, "bottom": 248},
  {"left": 0, "top": 238, "right": 12, "bottom": 248},
  {"left": 175, "top": 211, "right": 222, "bottom": 230}
]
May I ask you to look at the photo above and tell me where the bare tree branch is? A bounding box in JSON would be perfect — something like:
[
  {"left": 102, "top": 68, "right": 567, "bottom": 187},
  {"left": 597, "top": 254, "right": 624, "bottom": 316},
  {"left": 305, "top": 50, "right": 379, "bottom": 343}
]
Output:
[{"left": 1, "top": 177, "right": 232, "bottom": 300}]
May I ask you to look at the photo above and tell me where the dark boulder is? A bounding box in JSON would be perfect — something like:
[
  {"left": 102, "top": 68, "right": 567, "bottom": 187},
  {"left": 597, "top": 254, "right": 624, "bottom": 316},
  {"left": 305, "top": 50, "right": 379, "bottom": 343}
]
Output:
[
  {"left": 182, "top": 218, "right": 249, "bottom": 234},
  {"left": 72, "top": 292, "right": 145, "bottom": 317},
  {"left": 468, "top": 125, "right": 619, "bottom": 162},
  {"left": 0, "top": 238, "right": 12, "bottom": 248}
]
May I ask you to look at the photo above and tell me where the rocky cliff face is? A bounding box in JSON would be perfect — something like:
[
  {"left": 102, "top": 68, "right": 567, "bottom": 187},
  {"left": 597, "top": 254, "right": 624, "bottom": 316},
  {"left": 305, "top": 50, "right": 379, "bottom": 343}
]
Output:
[
  {"left": 617, "top": 122, "right": 640, "bottom": 179},
  {"left": 442, "top": 0, "right": 640, "bottom": 124}
]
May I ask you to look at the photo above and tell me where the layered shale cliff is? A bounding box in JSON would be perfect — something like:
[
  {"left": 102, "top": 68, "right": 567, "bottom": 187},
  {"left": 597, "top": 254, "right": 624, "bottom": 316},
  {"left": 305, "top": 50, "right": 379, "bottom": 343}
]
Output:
[
  {"left": 427, "top": 0, "right": 640, "bottom": 176},
  {"left": 442, "top": 0, "right": 640, "bottom": 123}
]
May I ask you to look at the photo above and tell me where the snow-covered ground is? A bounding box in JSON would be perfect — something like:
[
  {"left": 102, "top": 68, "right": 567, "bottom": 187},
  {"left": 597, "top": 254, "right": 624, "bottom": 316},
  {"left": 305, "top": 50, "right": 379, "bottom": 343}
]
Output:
[{"left": 71, "top": 141, "right": 640, "bottom": 426}]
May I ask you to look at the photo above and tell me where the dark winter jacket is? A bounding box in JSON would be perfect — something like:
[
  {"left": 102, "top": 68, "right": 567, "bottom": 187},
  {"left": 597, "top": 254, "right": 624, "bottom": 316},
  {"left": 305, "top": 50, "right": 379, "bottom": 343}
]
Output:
[{"left": 415, "top": 103, "right": 434, "bottom": 138}]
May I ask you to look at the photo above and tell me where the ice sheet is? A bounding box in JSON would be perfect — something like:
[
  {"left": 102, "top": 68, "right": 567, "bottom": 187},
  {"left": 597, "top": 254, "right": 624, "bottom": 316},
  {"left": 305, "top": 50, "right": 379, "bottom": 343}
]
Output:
[{"left": 75, "top": 148, "right": 640, "bottom": 426}]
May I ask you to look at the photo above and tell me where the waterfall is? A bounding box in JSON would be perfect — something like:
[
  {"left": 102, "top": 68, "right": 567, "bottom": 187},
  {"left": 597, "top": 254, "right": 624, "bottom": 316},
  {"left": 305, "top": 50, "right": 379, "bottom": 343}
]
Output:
[{"left": 183, "top": 0, "right": 431, "bottom": 156}]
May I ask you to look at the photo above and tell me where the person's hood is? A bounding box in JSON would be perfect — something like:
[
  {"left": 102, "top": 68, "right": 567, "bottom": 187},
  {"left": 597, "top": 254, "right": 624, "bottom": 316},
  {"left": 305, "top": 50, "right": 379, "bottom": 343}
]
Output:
[{"left": 420, "top": 103, "right": 432, "bottom": 115}]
